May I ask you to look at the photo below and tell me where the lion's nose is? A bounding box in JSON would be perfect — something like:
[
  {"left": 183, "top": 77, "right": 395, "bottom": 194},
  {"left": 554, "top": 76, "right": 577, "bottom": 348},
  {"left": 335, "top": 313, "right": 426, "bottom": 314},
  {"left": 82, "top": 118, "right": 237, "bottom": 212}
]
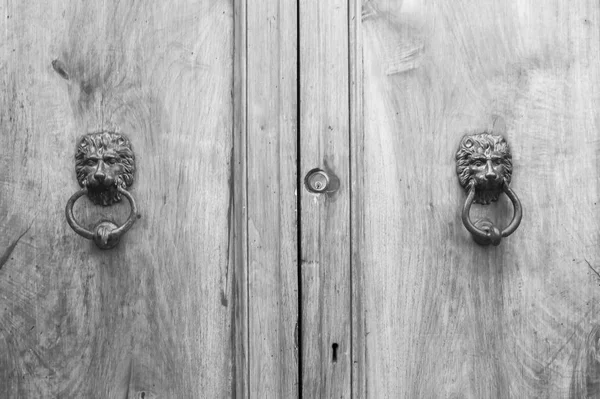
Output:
[
  {"left": 485, "top": 161, "right": 497, "bottom": 179},
  {"left": 94, "top": 171, "right": 106, "bottom": 182}
]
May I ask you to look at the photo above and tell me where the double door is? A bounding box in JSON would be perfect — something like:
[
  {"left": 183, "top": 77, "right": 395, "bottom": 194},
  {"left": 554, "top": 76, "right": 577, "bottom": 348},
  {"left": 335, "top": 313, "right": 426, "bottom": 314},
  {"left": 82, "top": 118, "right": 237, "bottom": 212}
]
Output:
[{"left": 2, "top": 0, "right": 599, "bottom": 397}]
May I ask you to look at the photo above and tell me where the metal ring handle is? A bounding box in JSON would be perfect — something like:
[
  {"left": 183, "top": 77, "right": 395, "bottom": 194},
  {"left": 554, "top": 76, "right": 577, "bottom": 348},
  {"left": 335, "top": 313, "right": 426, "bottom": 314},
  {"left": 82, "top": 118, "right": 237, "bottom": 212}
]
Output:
[
  {"left": 65, "top": 186, "right": 138, "bottom": 249},
  {"left": 462, "top": 182, "right": 522, "bottom": 246}
]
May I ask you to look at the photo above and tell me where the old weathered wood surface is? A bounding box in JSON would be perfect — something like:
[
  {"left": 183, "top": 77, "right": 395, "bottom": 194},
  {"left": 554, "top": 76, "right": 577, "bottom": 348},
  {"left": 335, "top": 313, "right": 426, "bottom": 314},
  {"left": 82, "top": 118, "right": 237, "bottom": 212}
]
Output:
[
  {"left": 355, "top": 0, "right": 600, "bottom": 397},
  {"left": 349, "top": 1, "right": 366, "bottom": 397},
  {"left": 300, "top": 0, "right": 352, "bottom": 397},
  {"left": 4, "top": 0, "right": 600, "bottom": 397},
  {"left": 0, "top": 1, "right": 239, "bottom": 397},
  {"left": 245, "top": 0, "right": 299, "bottom": 396}
]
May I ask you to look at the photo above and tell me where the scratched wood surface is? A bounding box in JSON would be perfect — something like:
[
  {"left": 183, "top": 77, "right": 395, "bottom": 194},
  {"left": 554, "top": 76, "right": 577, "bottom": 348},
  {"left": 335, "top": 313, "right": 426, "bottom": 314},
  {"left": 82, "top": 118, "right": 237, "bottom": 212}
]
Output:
[
  {"left": 300, "top": 0, "right": 352, "bottom": 397},
  {"left": 0, "top": 1, "right": 237, "bottom": 397},
  {"left": 355, "top": 0, "right": 600, "bottom": 397}
]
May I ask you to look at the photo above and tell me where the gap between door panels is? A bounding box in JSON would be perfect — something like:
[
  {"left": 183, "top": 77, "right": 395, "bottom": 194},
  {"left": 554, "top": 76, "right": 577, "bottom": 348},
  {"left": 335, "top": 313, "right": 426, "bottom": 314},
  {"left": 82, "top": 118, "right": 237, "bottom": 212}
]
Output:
[{"left": 296, "top": 0, "right": 304, "bottom": 398}]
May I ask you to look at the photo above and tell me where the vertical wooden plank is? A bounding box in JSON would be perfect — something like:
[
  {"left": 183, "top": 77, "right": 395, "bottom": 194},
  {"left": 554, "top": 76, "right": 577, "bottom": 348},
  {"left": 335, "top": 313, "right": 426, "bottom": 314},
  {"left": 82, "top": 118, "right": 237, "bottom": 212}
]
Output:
[
  {"left": 349, "top": 0, "right": 366, "bottom": 398},
  {"left": 0, "top": 1, "right": 237, "bottom": 397},
  {"left": 300, "top": 0, "right": 352, "bottom": 397},
  {"left": 356, "top": 0, "right": 600, "bottom": 397},
  {"left": 233, "top": 0, "right": 249, "bottom": 396},
  {"left": 246, "top": 0, "right": 299, "bottom": 397}
]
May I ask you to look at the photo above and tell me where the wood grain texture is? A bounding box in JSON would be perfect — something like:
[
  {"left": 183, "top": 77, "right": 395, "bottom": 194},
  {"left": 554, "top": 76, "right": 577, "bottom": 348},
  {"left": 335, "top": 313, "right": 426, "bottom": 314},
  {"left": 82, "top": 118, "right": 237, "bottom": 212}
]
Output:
[
  {"left": 233, "top": 0, "right": 249, "bottom": 396},
  {"left": 300, "top": 0, "right": 352, "bottom": 397},
  {"left": 0, "top": 1, "right": 236, "bottom": 397},
  {"left": 350, "top": 0, "right": 366, "bottom": 398},
  {"left": 355, "top": 0, "right": 600, "bottom": 397},
  {"left": 246, "top": 0, "right": 300, "bottom": 397}
]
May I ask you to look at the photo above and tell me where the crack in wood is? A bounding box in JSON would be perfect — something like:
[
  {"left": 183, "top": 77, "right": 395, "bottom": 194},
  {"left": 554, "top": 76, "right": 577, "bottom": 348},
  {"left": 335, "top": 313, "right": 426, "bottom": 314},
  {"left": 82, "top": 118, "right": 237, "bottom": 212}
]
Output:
[
  {"left": 584, "top": 259, "right": 600, "bottom": 282},
  {"left": 0, "top": 223, "right": 33, "bottom": 270}
]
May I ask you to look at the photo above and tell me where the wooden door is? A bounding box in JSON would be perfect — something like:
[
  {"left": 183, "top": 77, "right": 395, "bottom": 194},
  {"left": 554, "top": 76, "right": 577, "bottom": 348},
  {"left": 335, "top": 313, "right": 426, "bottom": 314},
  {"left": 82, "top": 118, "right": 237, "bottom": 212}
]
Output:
[
  {"left": 0, "top": 1, "right": 299, "bottom": 397},
  {"left": 5, "top": 0, "right": 600, "bottom": 398},
  {"left": 349, "top": 0, "right": 600, "bottom": 397}
]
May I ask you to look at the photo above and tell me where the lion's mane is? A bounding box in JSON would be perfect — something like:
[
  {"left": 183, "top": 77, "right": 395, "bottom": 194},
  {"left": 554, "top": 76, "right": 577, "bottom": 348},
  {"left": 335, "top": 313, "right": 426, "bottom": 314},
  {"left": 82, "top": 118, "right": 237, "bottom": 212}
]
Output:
[
  {"left": 75, "top": 132, "right": 135, "bottom": 206},
  {"left": 456, "top": 132, "right": 512, "bottom": 204}
]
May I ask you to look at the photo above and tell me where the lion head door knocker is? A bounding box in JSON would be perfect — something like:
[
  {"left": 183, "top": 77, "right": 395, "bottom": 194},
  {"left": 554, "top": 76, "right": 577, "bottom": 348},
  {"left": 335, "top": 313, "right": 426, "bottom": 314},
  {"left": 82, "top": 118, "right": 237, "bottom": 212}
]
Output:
[
  {"left": 65, "top": 132, "right": 138, "bottom": 249},
  {"left": 456, "top": 132, "right": 522, "bottom": 246}
]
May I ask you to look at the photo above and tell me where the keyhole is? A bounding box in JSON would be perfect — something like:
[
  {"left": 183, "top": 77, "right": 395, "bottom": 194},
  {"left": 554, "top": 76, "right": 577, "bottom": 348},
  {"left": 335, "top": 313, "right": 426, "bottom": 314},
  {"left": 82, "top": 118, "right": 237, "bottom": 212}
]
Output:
[
  {"left": 305, "top": 169, "right": 330, "bottom": 193},
  {"left": 332, "top": 343, "right": 338, "bottom": 363}
]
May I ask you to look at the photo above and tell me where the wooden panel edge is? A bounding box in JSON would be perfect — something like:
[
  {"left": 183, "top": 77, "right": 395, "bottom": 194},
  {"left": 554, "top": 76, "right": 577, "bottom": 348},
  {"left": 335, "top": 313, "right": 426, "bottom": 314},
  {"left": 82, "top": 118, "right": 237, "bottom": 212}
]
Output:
[
  {"left": 246, "top": 0, "right": 299, "bottom": 397},
  {"left": 349, "top": 2, "right": 366, "bottom": 398},
  {"left": 233, "top": 0, "right": 249, "bottom": 397}
]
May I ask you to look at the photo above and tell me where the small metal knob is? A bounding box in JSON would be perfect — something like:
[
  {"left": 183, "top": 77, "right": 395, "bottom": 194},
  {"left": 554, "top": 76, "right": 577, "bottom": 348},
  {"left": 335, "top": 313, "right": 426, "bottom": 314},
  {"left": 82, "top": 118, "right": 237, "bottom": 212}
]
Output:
[{"left": 305, "top": 169, "right": 339, "bottom": 194}]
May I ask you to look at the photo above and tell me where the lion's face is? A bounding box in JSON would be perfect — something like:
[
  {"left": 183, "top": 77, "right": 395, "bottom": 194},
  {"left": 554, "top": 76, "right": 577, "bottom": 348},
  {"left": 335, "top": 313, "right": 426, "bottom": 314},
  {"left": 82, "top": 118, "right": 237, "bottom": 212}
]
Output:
[
  {"left": 456, "top": 133, "right": 512, "bottom": 204},
  {"left": 75, "top": 132, "right": 135, "bottom": 206}
]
